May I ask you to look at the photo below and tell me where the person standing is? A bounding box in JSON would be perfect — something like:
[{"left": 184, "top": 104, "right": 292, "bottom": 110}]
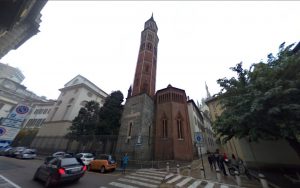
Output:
[{"left": 122, "top": 153, "right": 129, "bottom": 174}]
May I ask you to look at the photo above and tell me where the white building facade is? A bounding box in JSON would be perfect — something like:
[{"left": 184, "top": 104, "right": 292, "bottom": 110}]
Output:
[{"left": 35, "top": 75, "right": 108, "bottom": 137}]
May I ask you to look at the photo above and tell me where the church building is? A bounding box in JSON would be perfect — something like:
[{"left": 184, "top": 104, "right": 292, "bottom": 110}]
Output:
[{"left": 116, "top": 15, "right": 193, "bottom": 161}]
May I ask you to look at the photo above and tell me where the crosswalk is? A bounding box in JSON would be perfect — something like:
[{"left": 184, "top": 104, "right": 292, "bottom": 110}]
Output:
[
  {"left": 99, "top": 169, "right": 166, "bottom": 188},
  {"left": 163, "top": 173, "right": 242, "bottom": 188},
  {"left": 99, "top": 169, "right": 242, "bottom": 188}
]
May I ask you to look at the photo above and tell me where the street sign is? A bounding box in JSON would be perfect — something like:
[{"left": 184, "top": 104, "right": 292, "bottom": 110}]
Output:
[{"left": 194, "top": 132, "right": 202, "bottom": 144}]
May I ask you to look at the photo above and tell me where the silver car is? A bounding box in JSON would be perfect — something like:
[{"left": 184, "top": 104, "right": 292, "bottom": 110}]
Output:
[{"left": 16, "top": 149, "right": 37, "bottom": 159}]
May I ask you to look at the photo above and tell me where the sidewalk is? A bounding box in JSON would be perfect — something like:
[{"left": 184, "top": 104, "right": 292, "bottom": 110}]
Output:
[{"left": 160, "top": 154, "right": 262, "bottom": 188}]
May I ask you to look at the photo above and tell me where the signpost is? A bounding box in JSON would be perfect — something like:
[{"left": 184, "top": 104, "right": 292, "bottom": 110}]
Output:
[
  {"left": 0, "top": 104, "right": 31, "bottom": 147},
  {"left": 195, "top": 132, "right": 206, "bottom": 178}
]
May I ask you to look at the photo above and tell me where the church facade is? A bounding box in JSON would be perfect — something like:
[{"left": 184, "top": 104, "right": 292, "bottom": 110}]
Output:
[{"left": 116, "top": 15, "right": 194, "bottom": 161}]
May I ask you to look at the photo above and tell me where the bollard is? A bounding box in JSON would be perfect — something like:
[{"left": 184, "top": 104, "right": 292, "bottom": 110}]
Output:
[
  {"left": 216, "top": 168, "right": 222, "bottom": 182},
  {"left": 188, "top": 165, "right": 191, "bottom": 176},
  {"left": 235, "top": 171, "right": 242, "bottom": 186},
  {"left": 200, "top": 166, "right": 205, "bottom": 179},
  {"left": 259, "top": 173, "right": 269, "bottom": 188},
  {"left": 177, "top": 164, "right": 180, "bottom": 175},
  {"left": 166, "top": 162, "right": 169, "bottom": 173}
]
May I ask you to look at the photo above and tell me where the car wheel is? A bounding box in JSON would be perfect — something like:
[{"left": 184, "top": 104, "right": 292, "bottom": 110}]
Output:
[
  {"left": 45, "top": 176, "right": 53, "bottom": 188},
  {"left": 228, "top": 167, "right": 237, "bottom": 176},
  {"left": 100, "top": 166, "right": 105, "bottom": 173}
]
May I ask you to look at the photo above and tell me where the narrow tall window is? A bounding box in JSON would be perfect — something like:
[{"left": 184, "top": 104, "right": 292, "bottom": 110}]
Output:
[
  {"left": 162, "top": 119, "right": 168, "bottom": 138},
  {"left": 148, "top": 126, "right": 151, "bottom": 144},
  {"left": 62, "top": 105, "right": 71, "bottom": 120},
  {"left": 177, "top": 119, "right": 183, "bottom": 139},
  {"left": 128, "top": 122, "right": 132, "bottom": 137}
]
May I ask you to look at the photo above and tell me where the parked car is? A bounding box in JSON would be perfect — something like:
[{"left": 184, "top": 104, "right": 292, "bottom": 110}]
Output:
[
  {"left": 75, "top": 153, "right": 94, "bottom": 166},
  {"left": 52, "top": 151, "right": 73, "bottom": 158},
  {"left": 16, "top": 148, "right": 37, "bottom": 159},
  {"left": 0, "top": 146, "right": 12, "bottom": 156},
  {"left": 89, "top": 154, "right": 117, "bottom": 173},
  {"left": 8, "top": 146, "right": 27, "bottom": 157},
  {"left": 33, "top": 156, "right": 87, "bottom": 187}
]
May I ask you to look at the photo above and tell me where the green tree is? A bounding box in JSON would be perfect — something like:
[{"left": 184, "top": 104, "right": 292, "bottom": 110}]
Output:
[
  {"left": 96, "top": 90, "right": 124, "bottom": 135},
  {"left": 214, "top": 42, "right": 300, "bottom": 157},
  {"left": 67, "top": 100, "right": 100, "bottom": 144}
]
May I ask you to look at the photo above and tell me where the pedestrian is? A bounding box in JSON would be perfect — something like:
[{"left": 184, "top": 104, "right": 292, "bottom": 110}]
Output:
[
  {"left": 215, "top": 150, "right": 227, "bottom": 176},
  {"left": 122, "top": 153, "right": 129, "bottom": 174},
  {"left": 231, "top": 153, "right": 236, "bottom": 160},
  {"left": 207, "top": 151, "right": 213, "bottom": 170}
]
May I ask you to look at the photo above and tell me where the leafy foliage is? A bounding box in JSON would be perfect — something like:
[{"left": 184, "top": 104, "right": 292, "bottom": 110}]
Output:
[
  {"left": 67, "top": 101, "right": 100, "bottom": 143},
  {"left": 96, "top": 91, "right": 124, "bottom": 135},
  {"left": 213, "top": 42, "right": 300, "bottom": 156}
]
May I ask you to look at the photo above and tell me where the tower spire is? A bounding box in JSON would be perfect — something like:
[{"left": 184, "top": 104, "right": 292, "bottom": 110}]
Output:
[{"left": 205, "top": 81, "right": 211, "bottom": 98}]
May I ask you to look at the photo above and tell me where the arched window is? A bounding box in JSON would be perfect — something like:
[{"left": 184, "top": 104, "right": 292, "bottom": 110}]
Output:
[
  {"left": 162, "top": 119, "right": 168, "bottom": 138},
  {"left": 177, "top": 118, "right": 183, "bottom": 139},
  {"left": 62, "top": 105, "right": 71, "bottom": 120},
  {"left": 147, "top": 43, "right": 152, "bottom": 51}
]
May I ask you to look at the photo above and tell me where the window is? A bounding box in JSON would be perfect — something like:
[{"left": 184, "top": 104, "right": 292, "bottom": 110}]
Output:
[
  {"left": 147, "top": 43, "right": 152, "bottom": 51},
  {"left": 177, "top": 119, "right": 183, "bottom": 139},
  {"left": 87, "top": 92, "right": 93, "bottom": 97},
  {"left": 62, "top": 105, "right": 71, "bottom": 120},
  {"left": 148, "top": 34, "right": 153, "bottom": 41},
  {"left": 127, "top": 122, "right": 132, "bottom": 137},
  {"left": 162, "top": 119, "right": 168, "bottom": 138},
  {"left": 43, "top": 109, "right": 48, "bottom": 114}
]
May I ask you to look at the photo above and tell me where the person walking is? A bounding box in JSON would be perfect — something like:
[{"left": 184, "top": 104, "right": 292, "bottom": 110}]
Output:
[
  {"left": 122, "top": 153, "right": 129, "bottom": 174},
  {"left": 215, "top": 150, "right": 227, "bottom": 176},
  {"left": 207, "top": 151, "right": 213, "bottom": 170}
]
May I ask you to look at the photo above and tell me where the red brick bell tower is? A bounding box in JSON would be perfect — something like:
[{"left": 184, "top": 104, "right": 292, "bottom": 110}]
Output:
[{"left": 132, "top": 14, "right": 159, "bottom": 98}]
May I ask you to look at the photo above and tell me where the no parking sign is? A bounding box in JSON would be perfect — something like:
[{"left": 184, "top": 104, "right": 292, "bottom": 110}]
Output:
[{"left": 194, "top": 132, "right": 202, "bottom": 144}]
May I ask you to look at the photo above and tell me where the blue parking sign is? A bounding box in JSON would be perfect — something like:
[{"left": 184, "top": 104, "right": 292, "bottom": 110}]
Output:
[{"left": 195, "top": 132, "right": 202, "bottom": 144}]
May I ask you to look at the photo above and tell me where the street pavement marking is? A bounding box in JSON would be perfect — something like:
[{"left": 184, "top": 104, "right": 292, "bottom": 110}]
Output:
[
  {"left": 125, "top": 175, "right": 161, "bottom": 184},
  {"left": 204, "top": 182, "right": 214, "bottom": 188},
  {"left": 118, "top": 178, "right": 158, "bottom": 188},
  {"left": 0, "top": 175, "right": 21, "bottom": 188},
  {"left": 131, "top": 173, "right": 164, "bottom": 180},
  {"left": 164, "top": 173, "right": 175, "bottom": 180},
  {"left": 166, "top": 175, "right": 182, "bottom": 184},
  {"left": 187, "top": 180, "right": 202, "bottom": 188},
  {"left": 136, "top": 171, "right": 166, "bottom": 177},
  {"left": 109, "top": 182, "right": 139, "bottom": 188},
  {"left": 137, "top": 169, "right": 168, "bottom": 175},
  {"left": 220, "top": 185, "right": 229, "bottom": 188},
  {"left": 176, "top": 177, "right": 193, "bottom": 187}
]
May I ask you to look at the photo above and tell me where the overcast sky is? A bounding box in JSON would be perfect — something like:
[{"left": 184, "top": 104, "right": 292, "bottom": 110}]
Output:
[{"left": 1, "top": 1, "right": 300, "bottom": 103}]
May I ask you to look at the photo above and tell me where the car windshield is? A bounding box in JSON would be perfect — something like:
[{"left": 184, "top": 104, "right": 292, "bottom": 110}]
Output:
[
  {"left": 84, "top": 154, "right": 93, "bottom": 158},
  {"left": 61, "top": 158, "right": 81, "bottom": 167},
  {"left": 108, "top": 155, "right": 116, "bottom": 162},
  {"left": 23, "top": 149, "right": 36, "bottom": 154}
]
